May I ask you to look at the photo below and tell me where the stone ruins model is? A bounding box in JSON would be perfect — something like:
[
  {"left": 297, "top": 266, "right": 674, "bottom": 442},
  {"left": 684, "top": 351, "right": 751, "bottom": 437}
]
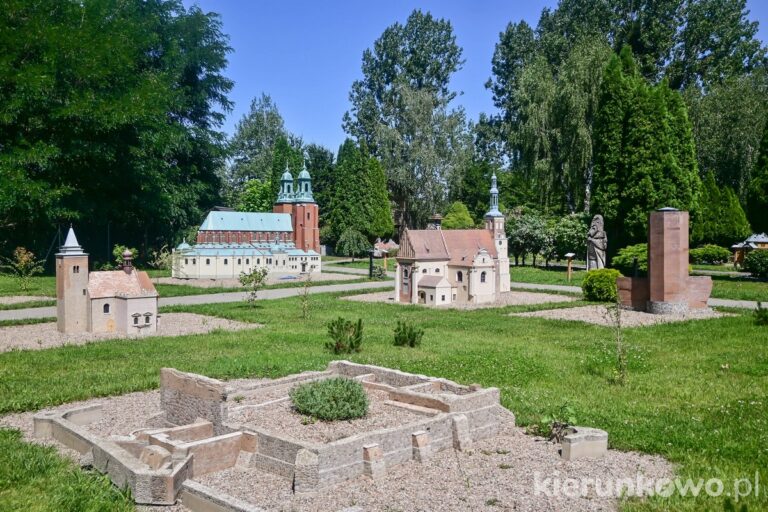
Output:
[
  {"left": 617, "top": 208, "right": 712, "bottom": 313},
  {"left": 56, "top": 227, "right": 158, "bottom": 335},
  {"left": 172, "top": 165, "right": 321, "bottom": 279},
  {"left": 395, "top": 174, "right": 510, "bottom": 305},
  {"left": 586, "top": 214, "right": 607, "bottom": 270}
]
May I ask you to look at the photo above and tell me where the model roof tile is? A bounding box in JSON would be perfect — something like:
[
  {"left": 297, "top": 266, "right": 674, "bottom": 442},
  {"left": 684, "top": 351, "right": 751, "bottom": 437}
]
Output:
[
  {"left": 402, "top": 229, "right": 497, "bottom": 264},
  {"left": 87, "top": 269, "right": 158, "bottom": 299}
]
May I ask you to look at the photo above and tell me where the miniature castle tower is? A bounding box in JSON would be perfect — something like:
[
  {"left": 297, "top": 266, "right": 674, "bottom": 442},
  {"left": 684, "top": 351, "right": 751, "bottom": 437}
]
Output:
[
  {"left": 272, "top": 164, "right": 320, "bottom": 253},
  {"left": 56, "top": 227, "right": 89, "bottom": 333},
  {"left": 485, "top": 173, "right": 510, "bottom": 293}
]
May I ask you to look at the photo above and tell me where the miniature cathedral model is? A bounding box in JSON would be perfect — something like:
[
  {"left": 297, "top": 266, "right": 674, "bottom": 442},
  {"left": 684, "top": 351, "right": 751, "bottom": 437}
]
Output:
[
  {"left": 172, "top": 166, "right": 321, "bottom": 279},
  {"left": 395, "top": 174, "right": 510, "bottom": 305},
  {"left": 56, "top": 228, "right": 159, "bottom": 335}
]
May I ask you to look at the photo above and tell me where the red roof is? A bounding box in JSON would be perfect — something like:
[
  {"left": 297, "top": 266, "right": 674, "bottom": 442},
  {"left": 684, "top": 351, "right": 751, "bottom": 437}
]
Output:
[
  {"left": 400, "top": 229, "right": 497, "bottom": 265},
  {"left": 88, "top": 270, "right": 158, "bottom": 299}
]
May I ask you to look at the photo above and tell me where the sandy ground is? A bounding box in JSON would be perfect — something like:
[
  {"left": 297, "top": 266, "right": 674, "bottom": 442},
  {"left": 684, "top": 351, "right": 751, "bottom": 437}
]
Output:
[
  {"left": 342, "top": 290, "right": 577, "bottom": 310},
  {"left": 512, "top": 304, "right": 727, "bottom": 327},
  {"left": 153, "top": 271, "right": 360, "bottom": 288},
  {"left": 0, "top": 387, "right": 672, "bottom": 512},
  {"left": 0, "top": 312, "right": 261, "bottom": 352},
  {"left": 0, "top": 295, "right": 54, "bottom": 305}
]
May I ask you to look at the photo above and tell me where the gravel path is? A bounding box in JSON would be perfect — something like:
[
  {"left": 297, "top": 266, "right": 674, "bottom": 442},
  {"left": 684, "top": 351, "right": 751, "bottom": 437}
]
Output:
[
  {"left": 0, "top": 312, "right": 261, "bottom": 352},
  {"left": 153, "top": 271, "right": 360, "bottom": 288},
  {"left": 512, "top": 304, "right": 727, "bottom": 327},
  {"left": 342, "top": 290, "right": 576, "bottom": 310},
  {"left": 0, "top": 295, "right": 54, "bottom": 305},
  {"left": 230, "top": 389, "right": 423, "bottom": 444}
]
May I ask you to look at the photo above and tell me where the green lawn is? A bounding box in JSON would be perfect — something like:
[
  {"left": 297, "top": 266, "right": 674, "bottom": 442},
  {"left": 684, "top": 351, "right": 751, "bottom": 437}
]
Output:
[
  {"left": 510, "top": 265, "right": 768, "bottom": 302},
  {"left": 0, "top": 292, "right": 766, "bottom": 510},
  {"left": 0, "top": 274, "right": 55, "bottom": 297},
  {"left": 325, "top": 259, "right": 388, "bottom": 271},
  {"left": 0, "top": 299, "right": 56, "bottom": 311}
]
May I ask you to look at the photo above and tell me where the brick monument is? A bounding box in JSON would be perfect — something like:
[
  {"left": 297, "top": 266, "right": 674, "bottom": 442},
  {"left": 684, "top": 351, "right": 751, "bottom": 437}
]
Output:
[{"left": 617, "top": 208, "right": 712, "bottom": 313}]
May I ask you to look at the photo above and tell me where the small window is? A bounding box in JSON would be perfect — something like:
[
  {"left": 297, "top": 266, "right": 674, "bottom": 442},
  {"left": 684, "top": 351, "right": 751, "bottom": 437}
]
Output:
[
  {"left": 206, "top": 258, "right": 210, "bottom": 265},
  {"left": 435, "top": 268, "right": 440, "bottom": 273},
  {"left": 185, "top": 258, "right": 188, "bottom": 265},
  {"left": 307, "top": 212, "right": 311, "bottom": 219},
  {"left": 134, "top": 317, "right": 138, "bottom": 325},
  {"left": 499, "top": 240, "right": 502, "bottom": 246},
  {"left": 246, "top": 258, "right": 250, "bottom": 264},
  {"left": 73, "top": 266, "right": 79, "bottom": 274},
  {"left": 430, "top": 295, "right": 433, "bottom": 301},
  {"left": 441, "top": 295, "right": 445, "bottom": 301},
  {"left": 224, "top": 259, "right": 228, "bottom": 265},
  {"left": 145, "top": 316, "right": 150, "bottom": 324},
  {"left": 82, "top": 289, "right": 86, "bottom": 295},
  {"left": 103, "top": 304, "right": 110, "bottom": 314},
  {"left": 481, "top": 271, "right": 487, "bottom": 283},
  {"left": 257, "top": 258, "right": 260, "bottom": 265},
  {"left": 192, "top": 258, "right": 196, "bottom": 265},
  {"left": 403, "top": 268, "right": 409, "bottom": 278},
  {"left": 422, "top": 268, "right": 427, "bottom": 274},
  {"left": 457, "top": 271, "right": 463, "bottom": 282}
]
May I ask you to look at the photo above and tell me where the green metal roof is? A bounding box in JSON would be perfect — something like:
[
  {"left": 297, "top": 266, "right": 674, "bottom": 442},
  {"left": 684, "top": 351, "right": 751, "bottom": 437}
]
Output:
[{"left": 199, "top": 211, "right": 293, "bottom": 232}]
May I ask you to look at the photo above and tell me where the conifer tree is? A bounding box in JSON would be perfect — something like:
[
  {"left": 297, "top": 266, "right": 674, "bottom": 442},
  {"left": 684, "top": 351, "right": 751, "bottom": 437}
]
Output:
[{"left": 748, "top": 121, "right": 768, "bottom": 233}]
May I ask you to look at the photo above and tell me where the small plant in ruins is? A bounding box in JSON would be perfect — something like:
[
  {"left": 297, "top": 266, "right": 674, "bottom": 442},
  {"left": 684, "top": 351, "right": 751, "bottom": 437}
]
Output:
[
  {"left": 527, "top": 403, "right": 577, "bottom": 443},
  {"left": 325, "top": 317, "right": 363, "bottom": 354},
  {"left": 239, "top": 266, "right": 270, "bottom": 305},
  {"left": 1, "top": 247, "right": 44, "bottom": 292},
  {"left": 393, "top": 320, "right": 424, "bottom": 347},
  {"left": 290, "top": 377, "right": 368, "bottom": 421}
]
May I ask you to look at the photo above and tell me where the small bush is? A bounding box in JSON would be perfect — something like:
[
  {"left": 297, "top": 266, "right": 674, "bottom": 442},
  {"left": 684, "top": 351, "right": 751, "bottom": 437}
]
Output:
[
  {"left": 326, "top": 317, "right": 363, "bottom": 354},
  {"left": 393, "top": 320, "right": 424, "bottom": 347},
  {"left": 371, "top": 266, "right": 387, "bottom": 280},
  {"left": 582, "top": 268, "right": 623, "bottom": 302},
  {"left": 744, "top": 250, "right": 768, "bottom": 279},
  {"left": 755, "top": 302, "right": 768, "bottom": 326},
  {"left": 690, "top": 245, "right": 731, "bottom": 265},
  {"left": 611, "top": 244, "right": 647, "bottom": 276},
  {"left": 290, "top": 377, "right": 368, "bottom": 421}
]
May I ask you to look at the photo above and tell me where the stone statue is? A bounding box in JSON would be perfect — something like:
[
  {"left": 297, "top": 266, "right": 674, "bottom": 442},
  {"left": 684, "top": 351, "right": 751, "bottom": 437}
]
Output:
[{"left": 586, "top": 214, "right": 607, "bottom": 270}]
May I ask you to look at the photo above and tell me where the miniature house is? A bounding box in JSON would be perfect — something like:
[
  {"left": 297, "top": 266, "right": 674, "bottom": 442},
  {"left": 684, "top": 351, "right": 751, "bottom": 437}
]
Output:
[
  {"left": 56, "top": 228, "right": 159, "bottom": 335},
  {"left": 395, "top": 174, "right": 510, "bottom": 305}
]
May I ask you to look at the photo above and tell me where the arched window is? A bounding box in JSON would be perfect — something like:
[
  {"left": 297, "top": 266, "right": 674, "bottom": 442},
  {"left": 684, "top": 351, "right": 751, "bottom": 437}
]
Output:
[
  {"left": 246, "top": 258, "right": 250, "bottom": 264},
  {"left": 224, "top": 258, "right": 228, "bottom": 265},
  {"left": 237, "top": 258, "right": 241, "bottom": 265},
  {"left": 206, "top": 259, "right": 211, "bottom": 265},
  {"left": 134, "top": 316, "right": 138, "bottom": 325},
  {"left": 192, "top": 259, "right": 196, "bottom": 265},
  {"left": 435, "top": 268, "right": 440, "bottom": 273},
  {"left": 422, "top": 268, "right": 427, "bottom": 274},
  {"left": 480, "top": 271, "right": 487, "bottom": 283},
  {"left": 307, "top": 212, "right": 311, "bottom": 219},
  {"left": 103, "top": 304, "right": 110, "bottom": 314},
  {"left": 185, "top": 258, "right": 188, "bottom": 265},
  {"left": 73, "top": 266, "right": 79, "bottom": 274},
  {"left": 457, "top": 271, "right": 463, "bottom": 282},
  {"left": 403, "top": 268, "right": 409, "bottom": 277}
]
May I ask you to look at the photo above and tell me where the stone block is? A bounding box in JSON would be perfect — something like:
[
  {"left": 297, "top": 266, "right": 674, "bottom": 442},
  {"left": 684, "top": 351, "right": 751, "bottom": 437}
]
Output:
[
  {"left": 294, "top": 449, "right": 320, "bottom": 495},
  {"left": 451, "top": 414, "right": 473, "bottom": 451},
  {"left": 687, "top": 276, "right": 712, "bottom": 309},
  {"left": 185, "top": 432, "right": 243, "bottom": 478},
  {"left": 561, "top": 426, "right": 608, "bottom": 460},
  {"left": 140, "top": 445, "right": 172, "bottom": 470},
  {"left": 617, "top": 277, "right": 649, "bottom": 310},
  {"left": 411, "top": 431, "right": 431, "bottom": 462},
  {"left": 362, "top": 443, "right": 386, "bottom": 480},
  {"left": 63, "top": 404, "right": 103, "bottom": 426}
]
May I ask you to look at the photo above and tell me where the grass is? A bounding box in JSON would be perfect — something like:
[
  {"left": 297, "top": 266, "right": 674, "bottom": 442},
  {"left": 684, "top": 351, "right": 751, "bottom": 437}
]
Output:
[
  {"left": 509, "top": 265, "right": 768, "bottom": 301},
  {"left": 0, "top": 274, "right": 55, "bottom": 297},
  {"left": 0, "top": 299, "right": 56, "bottom": 311},
  {"left": 0, "top": 291, "right": 766, "bottom": 510},
  {"left": 0, "top": 317, "right": 55, "bottom": 328},
  {"left": 0, "top": 428, "right": 133, "bottom": 511},
  {"left": 325, "top": 259, "right": 386, "bottom": 270}
]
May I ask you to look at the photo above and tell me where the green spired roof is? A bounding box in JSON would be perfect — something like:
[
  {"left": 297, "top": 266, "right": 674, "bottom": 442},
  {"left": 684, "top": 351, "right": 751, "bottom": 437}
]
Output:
[{"left": 199, "top": 211, "right": 293, "bottom": 232}]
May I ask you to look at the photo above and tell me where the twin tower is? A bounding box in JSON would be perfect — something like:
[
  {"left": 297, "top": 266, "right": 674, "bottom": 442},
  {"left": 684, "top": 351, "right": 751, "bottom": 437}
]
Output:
[{"left": 272, "top": 167, "right": 320, "bottom": 253}]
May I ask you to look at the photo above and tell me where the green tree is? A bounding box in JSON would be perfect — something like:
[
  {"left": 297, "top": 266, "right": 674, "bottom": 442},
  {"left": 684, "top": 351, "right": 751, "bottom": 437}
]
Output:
[
  {"left": 236, "top": 179, "right": 273, "bottom": 212},
  {"left": 747, "top": 120, "right": 768, "bottom": 233},
  {"left": 305, "top": 144, "right": 336, "bottom": 223},
  {"left": 592, "top": 48, "right": 701, "bottom": 251},
  {"left": 0, "top": 0, "right": 232, "bottom": 257},
  {"left": 442, "top": 202, "right": 475, "bottom": 229},
  {"left": 693, "top": 171, "right": 751, "bottom": 246},
  {"left": 335, "top": 227, "right": 369, "bottom": 259},
  {"left": 343, "top": 10, "right": 470, "bottom": 229},
  {"left": 327, "top": 140, "right": 393, "bottom": 244},
  {"left": 228, "top": 93, "right": 286, "bottom": 186},
  {"left": 506, "top": 209, "right": 548, "bottom": 266},
  {"left": 269, "top": 134, "right": 304, "bottom": 204}
]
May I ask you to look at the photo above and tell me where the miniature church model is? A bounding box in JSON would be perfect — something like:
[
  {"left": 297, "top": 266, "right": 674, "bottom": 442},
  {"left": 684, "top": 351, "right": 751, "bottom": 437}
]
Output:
[
  {"left": 395, "top": 174, "right": 510, "bottom": 305},
  {"left": 56, "top": 228, "right": 159, "bottom": 335},
  {"left": 172, "top": 166, "right": 321, "bottom": 279}
]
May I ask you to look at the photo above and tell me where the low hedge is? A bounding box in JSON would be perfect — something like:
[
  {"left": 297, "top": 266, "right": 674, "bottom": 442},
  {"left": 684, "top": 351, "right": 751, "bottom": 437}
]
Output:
[
  {"left": 582, "top": 268, "right": 623, "bottom": 302},
  {"left": 690, "top": 244, "right": 731, "bottom": 265},
  {"left": 744, "top": 251, "right": 768, "bottom": 279}
]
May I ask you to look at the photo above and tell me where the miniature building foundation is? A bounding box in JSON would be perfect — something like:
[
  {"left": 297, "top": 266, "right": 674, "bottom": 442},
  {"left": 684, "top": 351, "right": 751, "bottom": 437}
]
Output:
[
  {"left": 362, "top": 443, "right": 386, "bottom": 480},
  {"left": 561, "top": 427, "right": 608, "bottom": 461},
  {"left": 411, "top": 431, "right": 432, "bottom": 462}
]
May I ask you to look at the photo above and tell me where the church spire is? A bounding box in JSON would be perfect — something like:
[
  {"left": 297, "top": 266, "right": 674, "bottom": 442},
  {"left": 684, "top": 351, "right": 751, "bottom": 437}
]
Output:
[{"left": 485, "top": 173, "right": 502, "bottom": 218}]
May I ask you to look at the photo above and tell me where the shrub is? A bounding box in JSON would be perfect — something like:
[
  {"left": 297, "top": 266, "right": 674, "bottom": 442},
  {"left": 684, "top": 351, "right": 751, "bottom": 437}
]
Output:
[
  {"left": 611, "top": 244, "right": 648, "bottom": 276},
  {"left": 393, "top": 320, "right": 424, "bottom": 347},
  {"left": 0, "top": 247, "right": 44, "bottom": 292},
  {"left": 582, "top": 268, "right": 623, "bottom": 302},
  {"left": 326, "top": 317, "right": 363, "bottom": 354},
  {"left": 754, "top": 302, "right": 768, "bottom": 326},
  {"left": 239, "top": 266, "right": 270, "bottom": 304},
  {"left": 290, "top": 377, "right": 368, "bottom": 421},
  {"left": 744, "top": 250, "right": 768, "bottom": 279},
  {"left": 371, "top": 266, "right": 387, "bottom": 280},
  {"left": 690, "top": 245, "right": 731, "bottom": 265}
]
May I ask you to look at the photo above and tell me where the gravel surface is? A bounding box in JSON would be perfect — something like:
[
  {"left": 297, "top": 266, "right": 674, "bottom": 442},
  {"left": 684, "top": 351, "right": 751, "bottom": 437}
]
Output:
[
  {"left": 0, "top": 312, "right": 261, "bottom": 352},
  {"left": 153, "top": 271, "right": 359, "bottom": 288},
  {"left": 197, "top": 419, "right": 672, "bottom": 512},
  {"left": 343, "top": 290, "right": 577, "bottom": 310},
  {"left": 512, "top": 305, "right": 727, "bottom": 327},
  {"left": 0, "top": 295, "right": 54, "bottom": 305},
  {"left": 230, "top": 389, "right": 423, "bottom": 444},
  {"left": 1, "top": 384, "right": 672, "bottom": 512}
]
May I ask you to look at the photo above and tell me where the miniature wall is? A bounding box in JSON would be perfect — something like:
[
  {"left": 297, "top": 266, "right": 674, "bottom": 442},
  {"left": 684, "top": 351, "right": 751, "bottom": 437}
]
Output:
[{"left": 160, "top": 368, "right": 228, "bottom": 434}]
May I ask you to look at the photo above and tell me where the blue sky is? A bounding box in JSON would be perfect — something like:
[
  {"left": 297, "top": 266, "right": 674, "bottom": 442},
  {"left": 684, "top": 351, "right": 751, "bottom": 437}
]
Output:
[{"left": 183, "top": 1, "right": 767, "bottom": 153}]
